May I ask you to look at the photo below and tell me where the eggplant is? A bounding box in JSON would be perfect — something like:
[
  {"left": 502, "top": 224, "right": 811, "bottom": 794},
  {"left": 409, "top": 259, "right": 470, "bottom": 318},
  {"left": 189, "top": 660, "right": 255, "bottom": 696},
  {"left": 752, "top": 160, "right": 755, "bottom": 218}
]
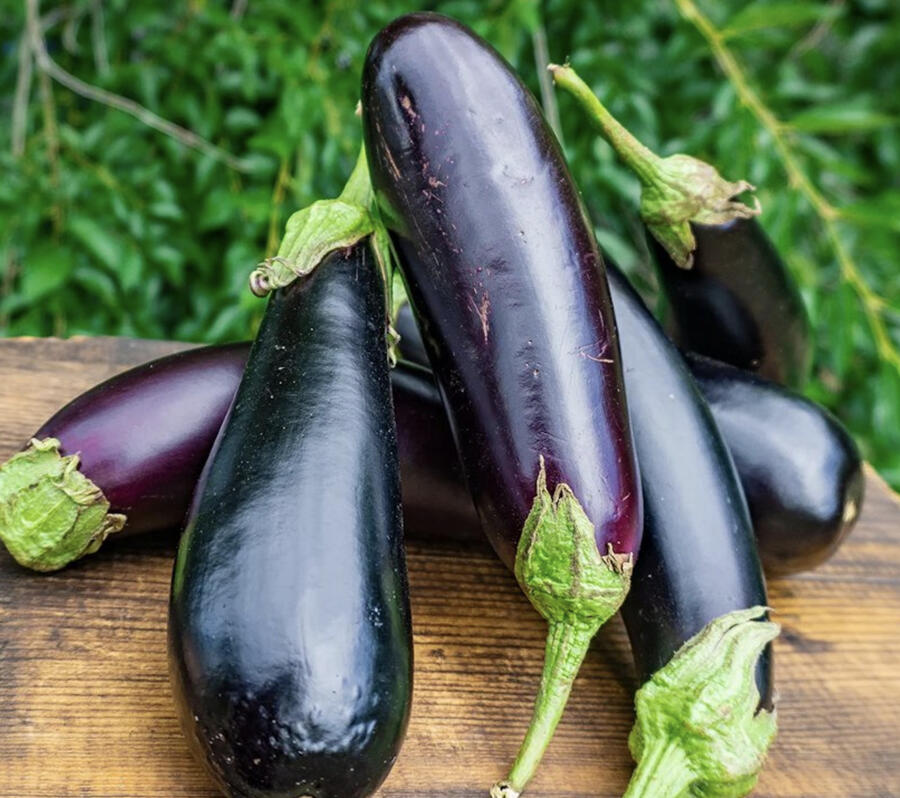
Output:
[
  {"left": 650, "top": 221, "right": 811, "bottom": 387},
  {"left": 607, "top": 260, "right": 778, "bottom": 795},
  {"left": 168, "top": 243, "right": 412, "bottom": 798},
  {"left": 686, "top": 351, "right": 864, "bottom": 574},
  {"left": 0, "top": 344, "right": 247, "bottom": 571},
  {"left": 550, "top": 64, "right": 812, "bottom": 387},
  {"left": 362, "top": 13, "right": 642, "bottom": 797}
]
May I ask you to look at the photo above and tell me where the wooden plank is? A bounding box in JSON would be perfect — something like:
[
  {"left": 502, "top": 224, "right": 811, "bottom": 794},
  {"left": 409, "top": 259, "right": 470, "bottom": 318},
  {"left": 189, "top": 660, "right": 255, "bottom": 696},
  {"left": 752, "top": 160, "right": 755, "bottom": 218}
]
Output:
[{"left": 0, "top": 336, "right": 897, "bottom": 797}]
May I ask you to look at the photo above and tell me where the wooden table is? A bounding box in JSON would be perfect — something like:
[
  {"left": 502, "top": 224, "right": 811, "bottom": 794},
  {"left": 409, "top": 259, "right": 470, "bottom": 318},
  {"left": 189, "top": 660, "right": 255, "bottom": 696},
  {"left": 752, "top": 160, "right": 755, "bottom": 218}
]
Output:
[{"left": 0, "top": 336, "right": 897, "bottom": 797}]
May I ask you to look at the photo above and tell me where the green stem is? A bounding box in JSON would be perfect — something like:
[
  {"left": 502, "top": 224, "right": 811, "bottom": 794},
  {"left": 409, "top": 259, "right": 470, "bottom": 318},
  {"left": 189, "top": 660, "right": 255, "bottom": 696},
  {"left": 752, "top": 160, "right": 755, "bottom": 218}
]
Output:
[
  {"left": 492, "top": 458, "right": 633, "bottom": 797},
  {"left": 248, "top": 143, "right": 378, "bottom": 297},
  {"left": 338, "top": 144, "right": 373, "bottom": 210},
  {"left": 622, "top": 738, "right": 693, "bottom": 798},
  {"left": 494, "top": 620, "right": 596, "bottom": 798},
  {"left": 548, "top": 63, "right": 662, "bottom": 185},
  {"left": 549, "top": 62, "right": 759, "bottom": 268}
]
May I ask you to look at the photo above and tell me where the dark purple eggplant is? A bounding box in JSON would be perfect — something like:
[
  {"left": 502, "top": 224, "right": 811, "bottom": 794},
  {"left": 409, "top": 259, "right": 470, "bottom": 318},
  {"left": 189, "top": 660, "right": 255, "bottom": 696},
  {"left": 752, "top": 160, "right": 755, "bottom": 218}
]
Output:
[
  {"left": 363, "top": 13, "right": 641, "bottom": 797},
  {"left": 550, "top": 64, "right": 811, "bottom": 387},
  {"left": 168, "top": 242, "right": 411, "bottom": 798},
  {"left": 686, "top": 351, "right": 864, "bottom": 574},
  {"left": 0, "top": 344, "right": 247, "bottom": 571},
  {"left": 651, "top": 221, "right": 811, "bottom": 387}
]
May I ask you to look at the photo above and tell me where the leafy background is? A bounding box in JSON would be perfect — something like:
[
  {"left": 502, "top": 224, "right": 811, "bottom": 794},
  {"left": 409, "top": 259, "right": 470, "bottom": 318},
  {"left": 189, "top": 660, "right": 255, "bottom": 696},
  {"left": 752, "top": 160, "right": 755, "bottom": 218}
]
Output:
[{"left": 1, "top": 0, "right": 898, "bottom": 485}]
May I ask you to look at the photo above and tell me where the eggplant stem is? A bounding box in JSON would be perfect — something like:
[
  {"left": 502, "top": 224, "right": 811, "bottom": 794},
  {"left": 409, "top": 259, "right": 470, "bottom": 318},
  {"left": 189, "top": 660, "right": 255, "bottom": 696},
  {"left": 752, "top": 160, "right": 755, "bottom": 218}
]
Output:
[
  {"left": 493, "top": 459, "right": 632, "bottom": 796},
  {"left": 622, "top": 738, "right": 693, "bottom": 798},
  {"left": 549, "top": 62, "right": 760, "bottom": 269},
  {"left": 492, "top": 619, "right": 597, "bottom": 798},
  {"left": 625, "top": 607, "right": 779, "bottom": 798},
  {"left": 547, "top": 64, "right": 661, "bottom": 185}
]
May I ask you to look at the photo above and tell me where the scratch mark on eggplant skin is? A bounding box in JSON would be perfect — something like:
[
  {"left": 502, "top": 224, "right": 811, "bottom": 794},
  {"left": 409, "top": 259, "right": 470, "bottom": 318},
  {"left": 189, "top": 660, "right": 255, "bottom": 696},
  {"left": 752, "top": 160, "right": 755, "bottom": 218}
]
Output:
[
  {"left": 583, "top": 354, "right": 614, "bottom": 364},
  {"left": 381, "top": 144, "right": 401, "bottom": 182},
  {"left": 399, "top": 94, "right": 418, "bottom": 120},
  {"left": 469, "top": 292, "right": 491, "bottom": 343}
]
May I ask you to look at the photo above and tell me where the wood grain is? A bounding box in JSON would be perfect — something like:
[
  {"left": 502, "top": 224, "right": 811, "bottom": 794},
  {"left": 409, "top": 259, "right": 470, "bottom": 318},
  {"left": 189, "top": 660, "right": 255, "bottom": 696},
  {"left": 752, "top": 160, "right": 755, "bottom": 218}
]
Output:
[{"left": 0, "top": 336, "right": 897, "bottom": 798}]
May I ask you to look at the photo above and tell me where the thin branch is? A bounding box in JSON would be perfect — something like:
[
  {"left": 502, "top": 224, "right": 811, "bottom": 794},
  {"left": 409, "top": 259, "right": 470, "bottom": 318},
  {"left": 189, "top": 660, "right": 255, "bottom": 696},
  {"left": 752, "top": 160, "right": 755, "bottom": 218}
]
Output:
[
  {"left": 532, "top": 23, "right": 564, "bottom": 147},
  {"left": 27, "top": 0, "right": 62, "bottom": 233},
  {"left": 91, "top": 0, "right": 110, "bottom": 76},
  {"left": 674, "top": 0, "right": 900, "bottom": 372},
  {"left": 25, "top": 0, "right": 249, "bottom": 173},
  {"left": 13, "top": 7, "right": 87, "bottom": 158},
  {"left": 791, "top": 0, "right": 845, "bottom": 57},
  {"left": 230, "top": 0, "right": 248, "bottom": 20},
  {"left": 11, "top": 31, "right": 33, "bottom": 157}
]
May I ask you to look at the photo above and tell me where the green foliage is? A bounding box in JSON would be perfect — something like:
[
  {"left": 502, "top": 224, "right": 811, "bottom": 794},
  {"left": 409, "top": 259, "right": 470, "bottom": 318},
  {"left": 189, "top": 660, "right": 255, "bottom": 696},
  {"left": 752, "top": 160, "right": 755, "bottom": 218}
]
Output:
[{"left": 1, "top": 0, "right": 898, "bottom": 485}]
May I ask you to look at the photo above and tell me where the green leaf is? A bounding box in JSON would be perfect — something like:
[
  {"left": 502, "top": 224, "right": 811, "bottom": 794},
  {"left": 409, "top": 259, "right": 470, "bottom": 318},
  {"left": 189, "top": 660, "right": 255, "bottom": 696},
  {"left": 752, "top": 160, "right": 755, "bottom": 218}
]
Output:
[
  {"left": 840, "top": 193, "right": 900, "bottom": 232},
  {"left": 68, "top": 216, "right": 120, "bottom": 271},
  {"left": 20, "top": 244, "right": 74, "bottom": 301},
  {"left": 198, "top": 188, "right": 238, "bottom": 231},
  {"left": 788, "top": 105, "right": 896, "bottom": 134},
  {"left": 722, "top": 2, "right": 833, "bottom": 38},
  {"left": 150, "top": 244, "right": 186, "bottom": 285}
]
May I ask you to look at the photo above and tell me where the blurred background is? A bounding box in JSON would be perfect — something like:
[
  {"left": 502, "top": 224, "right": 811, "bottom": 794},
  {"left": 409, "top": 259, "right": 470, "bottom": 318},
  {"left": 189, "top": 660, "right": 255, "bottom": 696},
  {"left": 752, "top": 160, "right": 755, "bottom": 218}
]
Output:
[{"left": 1, "top": 0, "right": 898, "bottom": 484}]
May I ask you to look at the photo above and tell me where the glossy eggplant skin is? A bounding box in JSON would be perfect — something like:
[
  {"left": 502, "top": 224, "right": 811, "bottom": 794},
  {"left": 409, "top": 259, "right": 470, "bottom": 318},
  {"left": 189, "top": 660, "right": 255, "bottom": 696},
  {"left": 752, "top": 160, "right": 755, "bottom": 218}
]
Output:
[
  {"left": 168, "top": 246, "right": 412, "bottom": 798},
  {"left": 34, "top": 343, "right": 247, "bottom": 536},
  {"left": 362, "top": 12, "right": 641, "bottom": 569},
  {"left": 651, "top": 217, "right": 811, "bottom": 387},
  {"left": 598, "top": 266, "right": 770, "bottom": 700},
  {"left": 686, "top": 352, "right": 864, "bottom": 575},
  {"left": 391, "top": 362, "right": 476, "bottom": 543}
]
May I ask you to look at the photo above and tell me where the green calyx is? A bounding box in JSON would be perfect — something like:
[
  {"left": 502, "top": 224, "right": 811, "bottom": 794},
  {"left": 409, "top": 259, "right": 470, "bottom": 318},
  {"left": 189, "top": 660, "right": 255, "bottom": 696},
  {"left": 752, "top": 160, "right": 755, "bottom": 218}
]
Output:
[
  {"left": 549, "top": 63, "right": 759, "bottom": 269},
  {"left": 249, "top": 144, "right": 397, "bottom": 299},
  {"left": 492, "top": 458, "right": 633, "bottom": 798},
  {"left": 0, "top": 438, "right": 126, "bottom": 572},
  {"left": 624, "top": 606, "right": 780, "bottom": 798},
  {"left": 248, "top": 143, "right": 399, "bottom": 362}
]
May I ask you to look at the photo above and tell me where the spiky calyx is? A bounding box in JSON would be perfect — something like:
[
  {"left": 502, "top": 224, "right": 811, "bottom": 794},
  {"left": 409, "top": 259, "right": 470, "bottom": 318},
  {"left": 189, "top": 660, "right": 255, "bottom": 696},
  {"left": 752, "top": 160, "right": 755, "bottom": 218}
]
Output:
[
  {"left": 491, "top": 458, "right": 633, "bottom": 798},
  {"left": 624, "top": 606, "right": 780, "bottom": 798},
  {"left": 248, "top": 144, "right": 399, "bottom": 361},
  {"left": 0, "top": 438, "right": 126, "bottom": 572},
  {"left": 549, "top": 63, "right": 759, "bottom": 269}
]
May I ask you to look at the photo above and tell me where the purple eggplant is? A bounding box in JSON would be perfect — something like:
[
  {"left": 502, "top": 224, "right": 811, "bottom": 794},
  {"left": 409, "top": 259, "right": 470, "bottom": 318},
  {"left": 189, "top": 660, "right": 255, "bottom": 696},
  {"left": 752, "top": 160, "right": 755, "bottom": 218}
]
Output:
[
  {"left": 169, "top": 240, "right": 412, "bottom": 798},
  {"left": 650, "top": 221, "right": 811, "bottom": 387},
  {"left": 362, "top": 13, "right": 641, "bottom": 796},
  {"left": 686, "top": 351, "right": 863, "bottom": 574},
  {"left": 550, "top": 64, "right": 811, "bottom": 387},
  {"left": 0, "top": 344, "right": 247, "bottom": 571}
]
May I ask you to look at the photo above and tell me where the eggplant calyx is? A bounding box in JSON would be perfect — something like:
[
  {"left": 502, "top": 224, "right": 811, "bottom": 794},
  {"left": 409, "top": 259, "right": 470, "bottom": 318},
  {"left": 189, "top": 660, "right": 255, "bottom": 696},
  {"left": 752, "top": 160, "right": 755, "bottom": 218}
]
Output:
[
  {"left": 624, "top": 606, "right": 779, "bottom": 798},
  {"left": 549, "top": 63, "right": 759, "bottom": 269},
  {"left": 639, "top": 155, "right": 759, "bottom": 270},
  {"left": 493, "top": 458, "right": 633, "bottom": 798},
  {"left": 249, "top": 198, "right": 374, "bottom": 297},
  {"left": 0, "top": 438, "right": 126, "bottom": 572},
  {"left": 251, "top": 144, "right": 395, "bottom": 299}
]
